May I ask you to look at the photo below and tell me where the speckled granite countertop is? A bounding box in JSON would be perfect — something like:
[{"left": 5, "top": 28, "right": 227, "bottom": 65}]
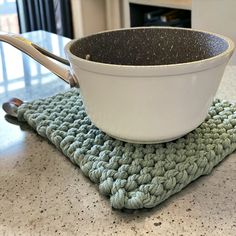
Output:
[{"left": 0, "top": 31, "right": 235, "bottom": 236}]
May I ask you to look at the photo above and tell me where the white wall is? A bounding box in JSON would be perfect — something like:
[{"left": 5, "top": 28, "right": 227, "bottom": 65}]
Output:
[
  {"left": 71, "top": 0, "right": 84, "bottom": 38},
  {"left": 71, "top": 0, "right": 107, "bottom": 38},
  {"left": 81, "top": 0, "right": 107, "bottom": 36},
  {"left": 106, "top": 0, "right": 122, "bottom": 30},
  {"left": 192, "top": 0, "right": 236, "bottom": 64}
]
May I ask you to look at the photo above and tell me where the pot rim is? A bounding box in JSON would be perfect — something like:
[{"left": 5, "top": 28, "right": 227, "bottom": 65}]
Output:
[{"left": 65, "top": 26, "right": 235, "bottom": 77}]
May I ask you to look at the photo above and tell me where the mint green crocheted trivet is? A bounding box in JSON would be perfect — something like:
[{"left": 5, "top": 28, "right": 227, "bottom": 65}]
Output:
[{"left": 16, "top": 88, "right": 236, "bottom": 209}]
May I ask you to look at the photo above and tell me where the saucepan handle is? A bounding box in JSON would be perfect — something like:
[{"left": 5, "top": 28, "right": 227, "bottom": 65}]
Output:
[
  {"left": 2, "top": 98, "right": 23, "bottom": 118},
  {"left": 0, "top": 32, "right": 78, "bottom": 87}
]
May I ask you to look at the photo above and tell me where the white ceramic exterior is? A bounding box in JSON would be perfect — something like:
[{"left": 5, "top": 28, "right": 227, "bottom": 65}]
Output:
[
  {"left": 65, "top": 28, "right": 235, "bottom": 143},
  {"left": 0, "top": 28, "right": 234, "bottom": 143},
  {"left": 66, "top": 57, "right": 229, "bottom": 143}
]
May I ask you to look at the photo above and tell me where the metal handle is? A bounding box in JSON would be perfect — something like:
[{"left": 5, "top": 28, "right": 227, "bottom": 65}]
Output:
[
  {"left": 2, "top": 98, "right": 24, "bottom": 117},
  {"left": 0, "top": 32, "right": 78, "bottom": 87},
  {"left": 32, "top": 43, "right": 70, "bottom": 66}
]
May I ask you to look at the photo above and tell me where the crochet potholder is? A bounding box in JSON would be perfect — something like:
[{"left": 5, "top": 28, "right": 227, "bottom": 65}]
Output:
[{"left": 16, "top": 88, "right": 236, "bottom": 209}]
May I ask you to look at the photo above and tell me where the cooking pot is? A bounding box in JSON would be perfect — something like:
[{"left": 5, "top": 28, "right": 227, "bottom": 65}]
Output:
[{"left": 0, "top": 27, "right": 234, "bottom": 143}]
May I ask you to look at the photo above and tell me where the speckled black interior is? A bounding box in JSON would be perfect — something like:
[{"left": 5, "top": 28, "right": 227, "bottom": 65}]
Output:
[{"left": 70, "top": 28, "right": 229, "bottom": 66}]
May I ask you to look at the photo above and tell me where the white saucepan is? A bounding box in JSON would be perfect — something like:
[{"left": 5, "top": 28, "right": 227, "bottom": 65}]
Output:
[{"left": 0, "top": 27, "right": 234, "bottom": 143}]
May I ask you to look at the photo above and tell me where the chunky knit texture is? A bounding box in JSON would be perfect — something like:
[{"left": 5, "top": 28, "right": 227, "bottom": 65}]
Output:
[{"left": 17, "top": 88, "right": 236, "bottom": 209}]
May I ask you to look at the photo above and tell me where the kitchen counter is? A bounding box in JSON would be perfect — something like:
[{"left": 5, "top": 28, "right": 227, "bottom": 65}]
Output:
[{"left": 0, "top": 31, "right": 235, "bottom": 236}]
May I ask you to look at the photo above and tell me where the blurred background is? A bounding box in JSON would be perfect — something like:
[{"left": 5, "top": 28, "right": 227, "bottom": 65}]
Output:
[{"left": 0, "top": 0, "right": 236, "bottom": 63}]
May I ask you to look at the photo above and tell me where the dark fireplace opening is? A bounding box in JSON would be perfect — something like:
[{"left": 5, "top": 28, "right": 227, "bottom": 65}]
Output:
[{"left": 130, "top": 3, "right": 191, "bottom": 28}]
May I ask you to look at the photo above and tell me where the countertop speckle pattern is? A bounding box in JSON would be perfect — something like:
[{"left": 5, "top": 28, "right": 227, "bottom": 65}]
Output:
[{"left": 0, "top": 31, "right": 236, "bottom": 236}]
